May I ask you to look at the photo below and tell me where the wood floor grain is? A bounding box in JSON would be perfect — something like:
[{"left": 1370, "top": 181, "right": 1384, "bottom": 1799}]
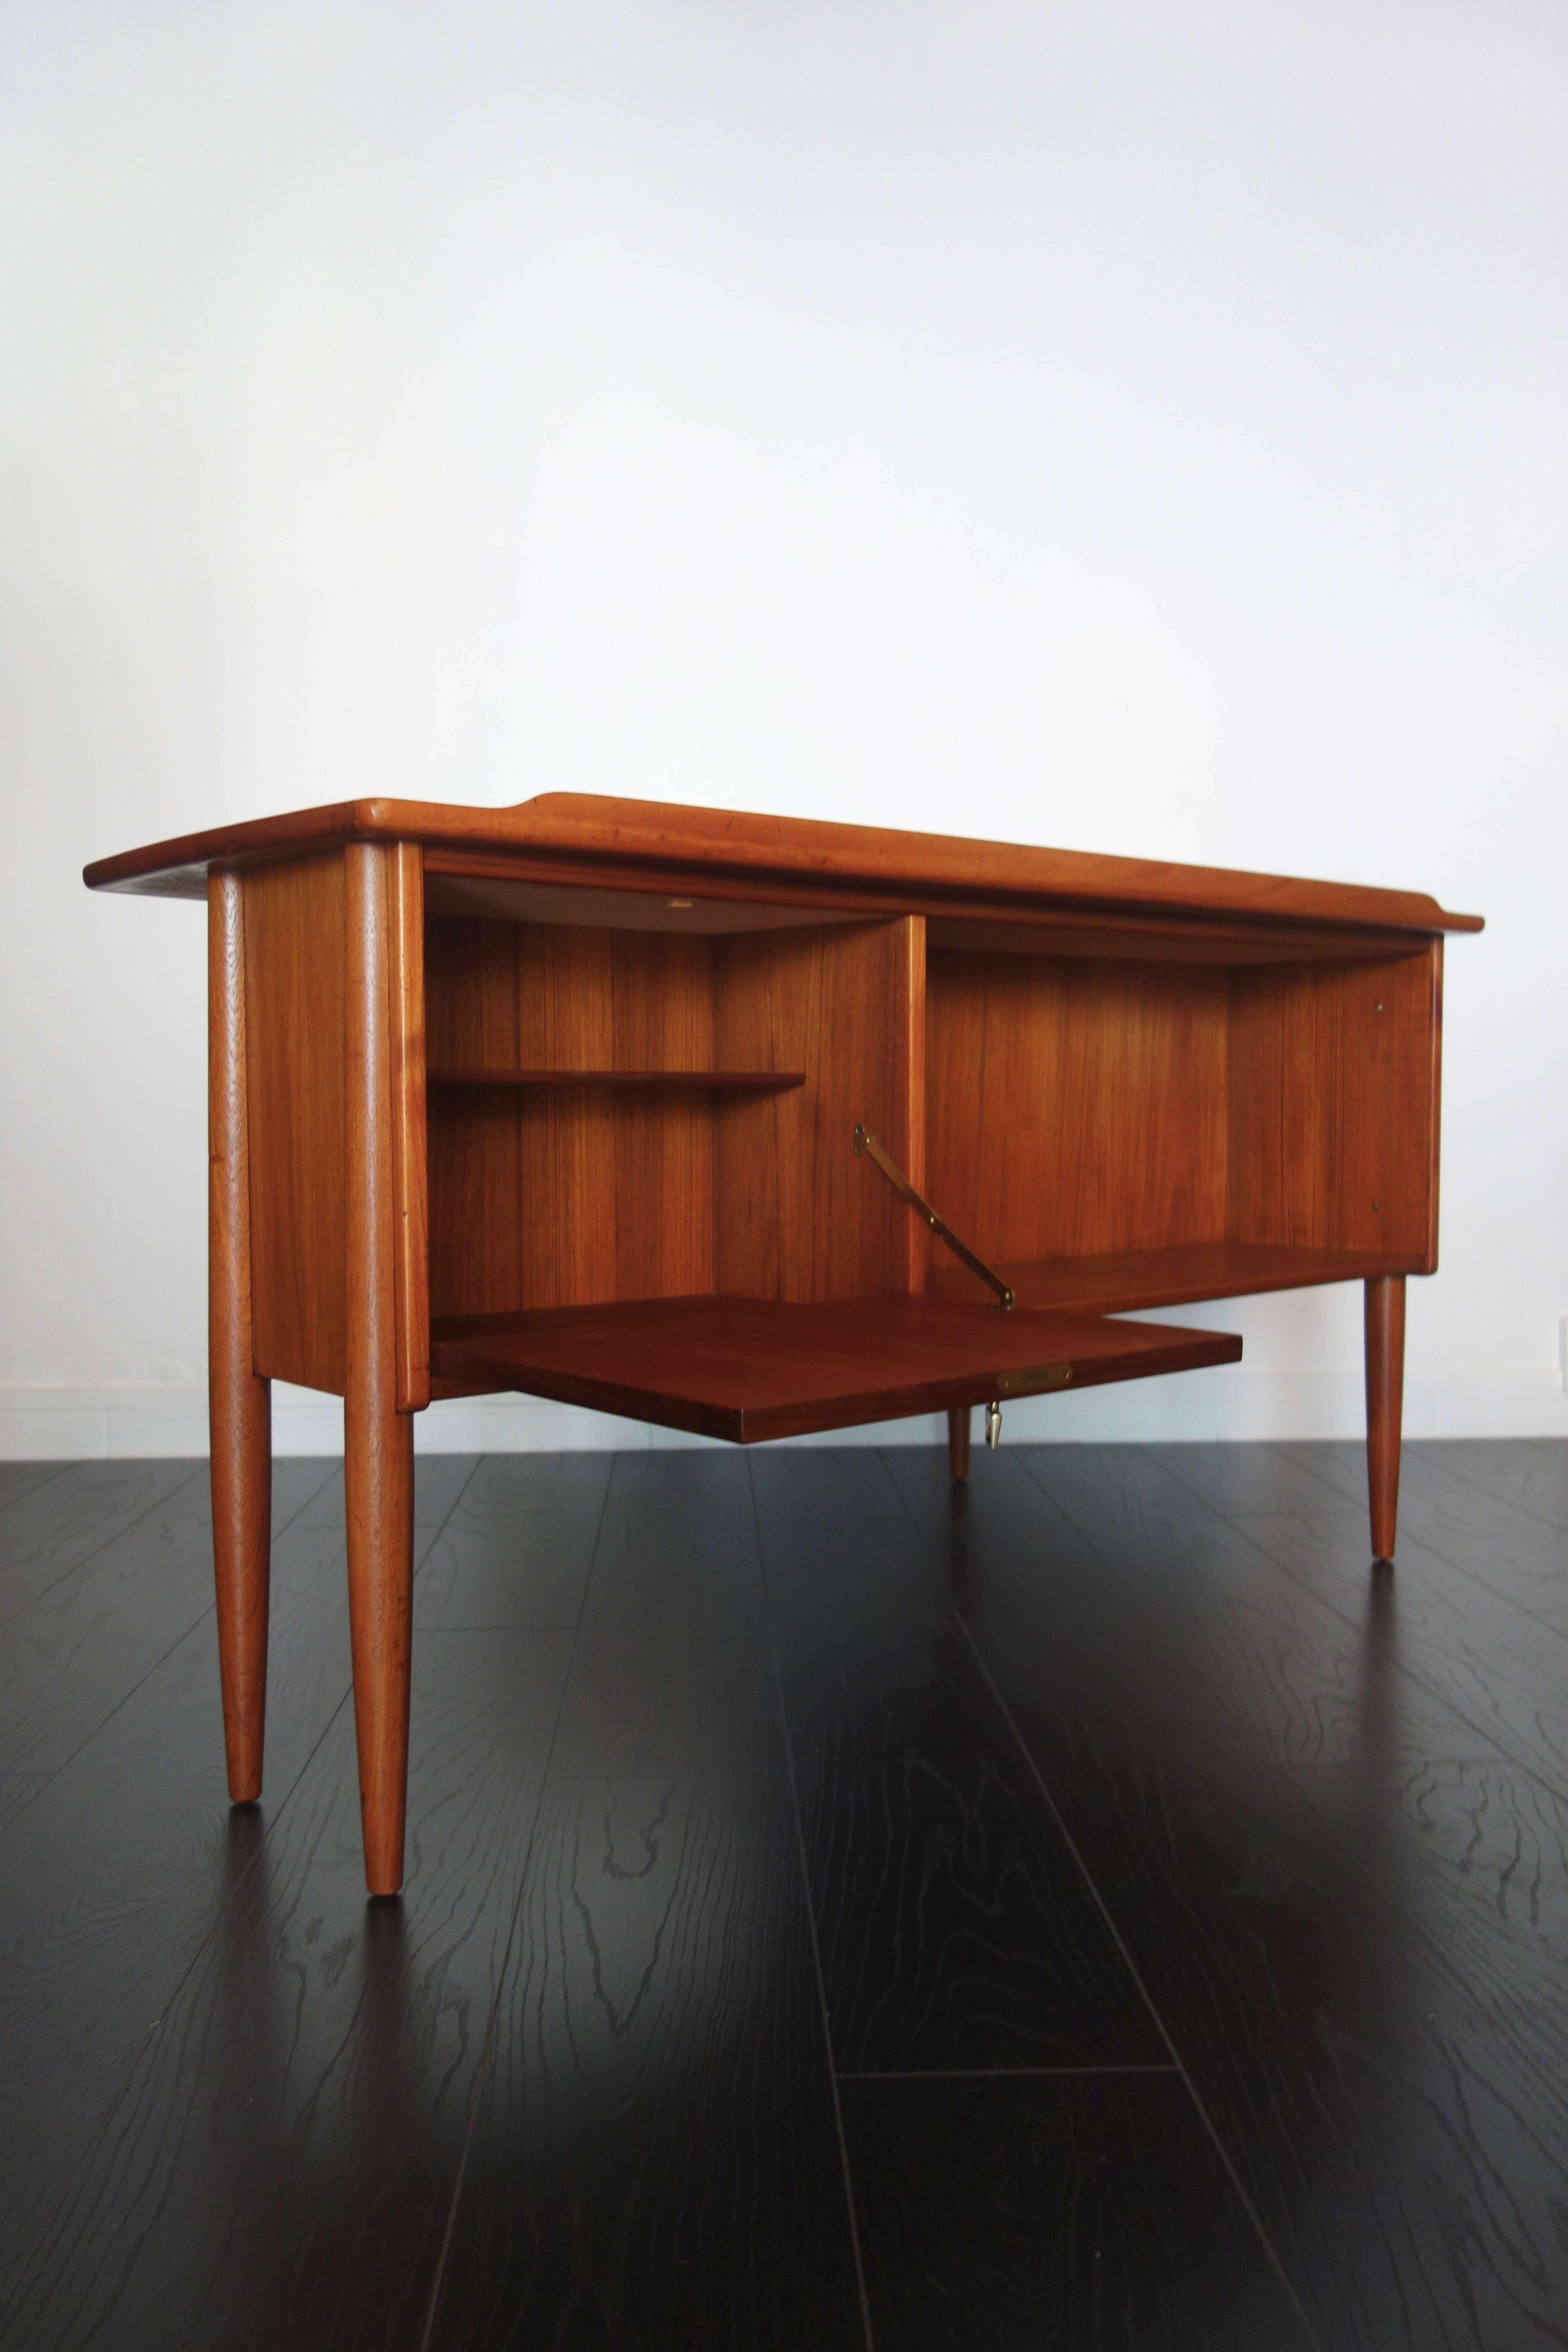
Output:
[
  {"left": 551, "top": 1453, "right": 783, "bottom": 1779},
  {"left": 413, "top": 1453, "right": 612, "bottom": 1631},
  {"left": 1274, "top": 1439, "right": 1568, "bottom": 1632},
  {"left": 0, "top": 1768, "right": 51, "bottom": 1838},
  {"left": 1236, "top": 1506, "right": 1568, "bottom": 1802},
  {"left": 0, "top": 1476, "right": 226, "bottom": 1776},
  {"left": 429, "top": 1773, "right": 866, "bottom": 2352},
  {"left": 762, "top": 1510, "right": 1167, "bottom": 2076},
  {"left": 4, "top": 1628, "right": 571, "bottom": 2352},
  {"left": 0, "top": 1461, "right": 205, "bottom": 1630},
  {"left": 1025, "top": 1445, "right": 1504, "bottom": 1770},
  {"left": 842, "top": 2072, "right": 1312, "bottom": 2352},
  {"left": 4, "top": 1440, "right": 1568, "bottom": 2351},
  {"left": 955, "top": 1445, "right": 1568, "bottom": 2351},
  {"left": 0, "top": 1463, "right": 69, "bottom": 1512},
  {"left": 1422, "top": 1439, "right": 1568, "bottom": 1535},
  {"left": 0, "top": 1474, "right": 438, "bottom": 2309}
]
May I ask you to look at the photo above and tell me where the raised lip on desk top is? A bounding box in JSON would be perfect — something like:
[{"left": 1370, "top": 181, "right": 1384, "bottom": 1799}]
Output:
[{"left": 83, "top": 791, "right": 1483, "bottom": 940}]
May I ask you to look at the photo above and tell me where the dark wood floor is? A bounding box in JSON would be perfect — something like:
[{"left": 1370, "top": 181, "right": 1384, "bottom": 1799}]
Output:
[{"left": 1, "top": 1439, "right": 1566, "bottom": 2350}]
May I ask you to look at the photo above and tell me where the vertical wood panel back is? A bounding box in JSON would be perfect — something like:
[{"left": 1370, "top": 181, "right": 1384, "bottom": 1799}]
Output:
[
  {"left": 243, "top": 855, "right": 348, "bottom": 1392},
  {"left": 426, "top": 919, "right": 716, "bottom": 1314},
  {"left": 713, "top": 921, "right": 915, "bottom": 1302},
  {"left": 1227, "top": 946, "right": 1440, "bottom": 1263},
  {"left": 925, "top": 955, "right": 1230, "bottom": 1268}
]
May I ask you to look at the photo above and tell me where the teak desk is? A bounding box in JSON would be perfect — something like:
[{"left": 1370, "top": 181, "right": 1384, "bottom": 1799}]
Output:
[{"left": 86, "top": 796, "right": 1482, "bottom": 1893}]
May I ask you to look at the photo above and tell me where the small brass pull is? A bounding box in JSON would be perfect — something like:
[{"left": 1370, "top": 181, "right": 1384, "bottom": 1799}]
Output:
[
  {"left": 986, "top": 1401, "right": 1002, "bottom": 1449},
  {"left": 853, "top": 1124, "right": 1015, "bottom": 1311}
]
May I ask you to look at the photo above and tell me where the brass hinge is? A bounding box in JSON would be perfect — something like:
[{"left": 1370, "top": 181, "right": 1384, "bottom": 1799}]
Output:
[{"left": 854, "top": 1125, "right": 1015, "bottom": 1311}]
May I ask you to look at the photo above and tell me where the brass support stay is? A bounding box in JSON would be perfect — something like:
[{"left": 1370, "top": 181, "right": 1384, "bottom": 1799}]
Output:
[{"left": 853, "top": 1124, "right": 1015, "bottom": 1311}]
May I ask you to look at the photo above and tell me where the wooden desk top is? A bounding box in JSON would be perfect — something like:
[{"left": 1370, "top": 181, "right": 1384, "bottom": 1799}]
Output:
[{"left": 84, "top": 791, "right": 1482, "bottom": 945}]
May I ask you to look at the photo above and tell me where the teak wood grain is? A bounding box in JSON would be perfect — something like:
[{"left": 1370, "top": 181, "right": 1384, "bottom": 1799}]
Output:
[
  {"left": 924, "top": 1239, "right": 1426, "bottom": 1316},
  {"left": 84, "top": 790, "right": 1483, "bottom": 943},
  {"left": 427, "top": 1068, "right": 806, "bottom": 1088},
  {"left": 430, "top": 1295, "right": 1243, "bottom": 1443},
  {"left": 84, "top": 793, "right": 1483, "bottom": 1890},
  {"left": 423, "top": 851, "right": 1457, "bottom": 968},
  {"left": 343, "top": 842, "right": 416, "bottom": 1895},
  {"left": 242, "top": 854, "right": 349, "bottom": 1395},
  {"left": 714, "top": 919, "right": 921, "bottom": 1304},
  {"left": 1366, "top": 1273, "right": 1407, "bottom": 1561},
  {"left": 426, "top": 918, "right": 720, "bottom": 1315},
  {"left": 1228, "top": 945, "right": 1442, "bottom": 1265},
  {"left": 926, "top": 952, "right": 1231, "bottom": 1271},
  {"left": 207, "top": 873, "right": 271, "bottom": 1802},
  {"left": 389, "top": 842, "right": 430, "bottom": 1415}
]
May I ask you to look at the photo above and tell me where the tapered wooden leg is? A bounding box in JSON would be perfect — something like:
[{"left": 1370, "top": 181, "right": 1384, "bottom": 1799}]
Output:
[
  {"left": 345, "top": 843, "right": 415, "bottom": 1896},
  {"left": 344, "top": 1385, "right": 413, "bottom": 1896},
  {"left": 948, "top": 1405, "right": 971, "bottom": 1482},
  {"left": 208, "top": 873, "right": 271, "bottom": 1803},
  {"left": 1365, "top": 1274, "right": 1406, "bottom": 1563}
]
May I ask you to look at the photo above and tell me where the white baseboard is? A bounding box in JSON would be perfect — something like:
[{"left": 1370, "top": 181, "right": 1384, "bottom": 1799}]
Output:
[{"left": 3, "top": 1367, "right": 1566, "bottom": 1459}]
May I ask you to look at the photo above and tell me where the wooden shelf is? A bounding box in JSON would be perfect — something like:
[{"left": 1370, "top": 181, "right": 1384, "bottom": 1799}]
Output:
[
  {"left": 427, "top": 1068, "right": 805, "bottom": 1090},
  {"left": 429, "top": 1294, "right": 1242, "bottom": 1443},
  {"left": 925, "top": 1239, "right": 1427, "bottom": 1317}
]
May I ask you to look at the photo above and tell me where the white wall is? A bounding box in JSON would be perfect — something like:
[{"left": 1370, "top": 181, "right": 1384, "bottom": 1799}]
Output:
[{"left": 3, "top": 0, "right": 1565, "bottom": 1457}]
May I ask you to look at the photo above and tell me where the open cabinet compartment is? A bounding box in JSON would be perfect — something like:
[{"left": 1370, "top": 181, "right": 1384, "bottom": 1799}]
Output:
[
  {"left": 421, "top": 904, "right": 1250, "bottom": 1438},
  {"left": 922, "top": 930, "right": 1443, "bottom": 1314}
]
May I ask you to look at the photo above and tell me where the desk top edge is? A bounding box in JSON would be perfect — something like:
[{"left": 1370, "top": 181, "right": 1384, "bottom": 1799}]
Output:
[{"left": 81, "top": 789, "right": 1485, "bottom": 937}]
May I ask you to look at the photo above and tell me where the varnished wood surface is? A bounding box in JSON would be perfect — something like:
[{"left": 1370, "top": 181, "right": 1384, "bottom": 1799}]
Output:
[
  {"left": 1228, "top": 944, "right": 1442, "bottom": 1265},
  {"left": 83, "top": 790, "right": 1483, "bottom": 943},
  {"left": 894, "top": 916, "right": 927, "bottom": 1293},
  {"left": 3, "top": 1440, "right": 1567, "bottom": 2346},
  {"left": 207, "top": 873, "right": 272, "bottom": 1801},
  {"left": 713, "top": 920, "right": 922, "bottom": 1303},
  {"left": 426, "top": 916, "right": 722, "bottom": 1316},
  {"left": 431, "top": 1295, "right": 1243, "bottom": 1443},
  {"left": 242, "top": 853, "right": 349, "bottom": 1394},
  {"left": 1365, "top": 1274, "right": 1406, "bottom": 1560},
  {"left": 389, "top": 840, "right": 430, "bottom": 1415},
  {"left": 926, "top": 951, "right": 1231, "bottom": 1271},
  {"left": 925, "top": 1236, "right": 1424, "bottom": 1314},
  {"left": 925, "top": 945, "right": 1442, "bottom": 1293},
  {"left": 343, "top": 842, "right": 417, "bottom": 1894},
  {"left": 427, "top": 1065, "right": 806, "bottom": 1087}
]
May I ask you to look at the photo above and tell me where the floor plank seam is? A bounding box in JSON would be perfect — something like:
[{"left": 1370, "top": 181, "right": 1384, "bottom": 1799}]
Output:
[
  {"left": 0, "top": 1676, "right": 361, "bottom": 2323},
  {"left": 0, "top": 1458, "right": 362, "bottom": 1839},
  {"left": 0, "top": 1457, "right": 470, "bottom": 2328},
  {"left": 1248, "top": 1440, "right": 1568, "bottom": 1650},
  {"left": 959, "top": 1619, "right": 1327, "bottom": 2352},
  {"left": 0, "top": 1463, "right": 70, "bottom": 1519},
  {"left": 1051, "top": 1438, "right": 1568, "bottom": 1820},
  {"left": 1209, "top": 1487, "right": 1568, "bottom": 1820},
  {"left": 416, "top": 1449, "right": 616, "bottom": 2352},
  {"left": 0, "top": 1459, "right": 209, "bottom": 1635},
  {"left": 835, "top": 2063, "right": 1183, "bottom": 2081},
  {"left": 909, "top": 1448, "right": 1327, "bottom": 2352},
  {"left": 749, "top": 1453, "right": 879, "bottom": 2352},
  {"left": 1422, "top": 1448, "right": 1568, "bottom": 1543}
]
